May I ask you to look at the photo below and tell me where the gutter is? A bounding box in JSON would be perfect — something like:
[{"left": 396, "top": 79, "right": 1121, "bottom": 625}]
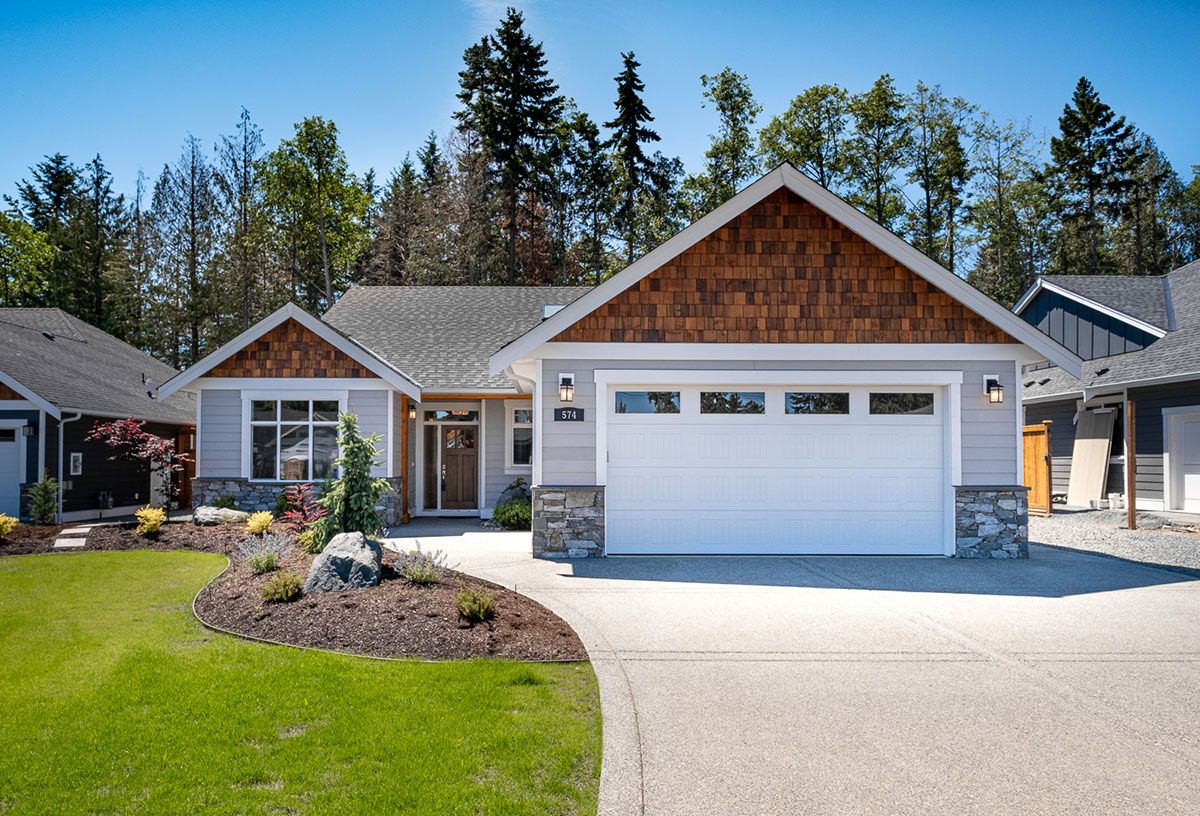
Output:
[{"left": 57, "top": 411, "right": 82, "bottom": 524}]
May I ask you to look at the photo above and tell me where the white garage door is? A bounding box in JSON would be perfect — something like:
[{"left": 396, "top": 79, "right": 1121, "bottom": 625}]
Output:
[
  {"left": 605, "top": 385, "right": 948, "bottom": 555},
  {"left": 0, "top": 428, "right": 22, "bottom": 517}
]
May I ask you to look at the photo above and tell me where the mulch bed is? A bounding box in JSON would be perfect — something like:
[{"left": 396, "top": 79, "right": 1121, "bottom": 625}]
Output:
[
  {"left": 196, "top": 547, "right": 587, "bottom": 662},
  {"left": 3, "top": 519, "right": 586, "bottom": 662}
]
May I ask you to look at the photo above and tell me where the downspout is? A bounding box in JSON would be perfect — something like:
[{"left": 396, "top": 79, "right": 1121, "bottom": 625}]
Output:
[{"left": 57, "top": 412, "right": 82, "bottom": 524}]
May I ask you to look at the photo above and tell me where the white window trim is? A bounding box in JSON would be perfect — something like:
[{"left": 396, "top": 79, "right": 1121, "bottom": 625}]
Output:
[
  {"left": 504, "top": 398, "right": 534, "bottom": 474},
  {"left": 240, "top": 391, "right": 348, "bottom": 482},
  {"left": 1161, "top": 404, "right": 1200, "bottom": 511}
]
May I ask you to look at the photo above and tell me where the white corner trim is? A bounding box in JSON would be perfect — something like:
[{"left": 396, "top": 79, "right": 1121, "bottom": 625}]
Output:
[
  {"left": 1014, "top": 360, "right": 1023, "bottom": 485},
  {"left": 1012, "top": 278, "right": 1168, "bottom": 338},
  {"left": 156, "top": 303, "right": 422, "bottom": 401},
  {"left": 488, "top": 163, "right": 1083, "bottom": 377},
  {"left": 0, "top": 370, "right": 59, "bottom": 418},
  {"left": 533, "top": 359, "right": 543, "bottom": 487},
  {"left": 386, "top": 389, "right": 395, "bottom": 479}
]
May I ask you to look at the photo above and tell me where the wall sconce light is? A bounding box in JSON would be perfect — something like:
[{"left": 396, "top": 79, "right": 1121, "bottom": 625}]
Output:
[
  {"left": 21, "top": 425, "right": 34, "bottom": 437},
  {"left": 407, "top": 402, "right": 417, "bottom": 421},
  {"left": 559, "top": 373, "right": 575, "bottom": 403},
  {"left": 985, "top": 375, "right": 1004, "bottom": 404}
]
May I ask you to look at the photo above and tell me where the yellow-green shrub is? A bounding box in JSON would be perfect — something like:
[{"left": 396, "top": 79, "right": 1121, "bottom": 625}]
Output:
[
  {"left": 135, "top": 506, "right": 166, "bottom": 538},
  {"left": 261, "top": 572, "right": 303, "bottom": 603},
  {"left": 0, "top": 513, "right": 19, "bottom": 539},
  {"left": 295, "top": 529, "right": 320, "bottom": 554},
  {"left": 246, "top": 511, "right": 274, "bottom": 536}
]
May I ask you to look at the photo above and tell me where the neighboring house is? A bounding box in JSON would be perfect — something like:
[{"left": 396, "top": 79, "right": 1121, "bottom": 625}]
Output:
[
  {"left": 0, "top": 309, "right": 195, "bottom": 521},
  {"left": 158, "top": 164, "right": 1080, "bottom": 557},
  {"left": 1016, "top": 260, "right": 1200, "bottom": 512}
]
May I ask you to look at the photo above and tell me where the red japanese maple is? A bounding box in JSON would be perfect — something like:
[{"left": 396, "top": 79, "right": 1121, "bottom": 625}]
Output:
[{"left": 86, "top": 418, "right": 192, "bottom": 499}]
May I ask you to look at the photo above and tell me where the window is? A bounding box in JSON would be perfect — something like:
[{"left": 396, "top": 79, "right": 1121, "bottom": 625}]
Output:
[
  {"left": 506, "top": 402, "right": 533, "bottom": 471},
  {"left": 786, "top": 392, "right": 849, "bottom": 415},
  {"left": 869, "top": 392, "right": 935, "bottom": 415},
  {"left": 701, "top": 391, "right": 765, "bottom": 414},
  {"left": 424, "top": 409, "right": 479, "bottom": 422},
  {"left": 250, "top": 399, "right": 340, "bottom": 480},
  {"left": 615, "top": 391, "right": 680, "bottom": 414}
]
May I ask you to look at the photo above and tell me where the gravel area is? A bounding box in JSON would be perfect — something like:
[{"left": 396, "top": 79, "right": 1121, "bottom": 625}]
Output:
[{"left": 1031, "top": 509, "right": 1200, "bottom": 576}]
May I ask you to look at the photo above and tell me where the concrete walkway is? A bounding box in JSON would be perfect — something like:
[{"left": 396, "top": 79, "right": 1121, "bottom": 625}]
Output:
[{"left": 385, "top": 523, "right": 1200, "bottom": 816}]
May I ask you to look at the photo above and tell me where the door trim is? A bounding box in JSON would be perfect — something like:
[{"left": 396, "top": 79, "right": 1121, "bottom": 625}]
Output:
[
  {"left": 413, "top": 401, "right": 482, "bottom": 516},
  {"left": 1162, "top": 405, "right": 1200, "bottom": 511},
  {"left": 594, "top": 370, "right": 965, "bottom": 556}
]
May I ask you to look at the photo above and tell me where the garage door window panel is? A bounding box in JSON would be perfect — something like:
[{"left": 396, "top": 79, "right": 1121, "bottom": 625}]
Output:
[
  {"left": 869, "top": 392, "right": 935, "bottom": 416},
  {"left": 700, "top": 391, "right": 766, "bottom": 415},
  {"left": 615, "top": 391, "right": 680, "bottom": 414},
  {"left": 785, "top": 392, "right": 850, "bottom": 415}
]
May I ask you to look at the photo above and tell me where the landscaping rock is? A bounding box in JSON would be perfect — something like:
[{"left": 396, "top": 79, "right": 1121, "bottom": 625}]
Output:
[
  {"left": 193, "top": 506, "right": 250, "bottom": 526},
  {"left": 497, "top": 479, "right": 531, "bottom": 506},
  {"left": 303, "top": 532, "right": 382, "bottom": 593}
]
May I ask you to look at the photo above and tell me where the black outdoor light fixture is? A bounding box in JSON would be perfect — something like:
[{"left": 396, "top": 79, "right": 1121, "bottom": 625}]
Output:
[
  {"left": 559, "top": 373, "right": 575, "bottom": 403},
  {"left": 407, "top": 402, "right": 416, "bottom": 421},
  {"left": 985, "top": 375, "right": 1004, "bottom": 404}
]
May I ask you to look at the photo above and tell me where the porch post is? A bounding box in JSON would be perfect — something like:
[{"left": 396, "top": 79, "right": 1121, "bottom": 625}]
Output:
[{"left": 400, "top": 394, "right": 411, "bottom": 524}]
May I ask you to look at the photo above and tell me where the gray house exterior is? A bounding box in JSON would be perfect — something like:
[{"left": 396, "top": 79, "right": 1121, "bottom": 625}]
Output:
[
  {"left": 1017, "top": 261, "right": 1200, "bottom": 510},
  {"left": 160, "top": 165, "right": 1081, "bottom": 557}
]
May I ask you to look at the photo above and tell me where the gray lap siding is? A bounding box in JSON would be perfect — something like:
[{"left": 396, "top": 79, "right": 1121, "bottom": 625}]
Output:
[
  {"left": 1128, "top": 381, "right": 1200, "bottom": 504},
  {"left": 539, "top": 358, "right": 1021, "bottom": 486}
]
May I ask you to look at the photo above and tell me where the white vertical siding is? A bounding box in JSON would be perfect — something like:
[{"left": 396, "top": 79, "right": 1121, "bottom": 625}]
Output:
[{"left": 198, "top": 389, "right": 241, "bottom": 477}]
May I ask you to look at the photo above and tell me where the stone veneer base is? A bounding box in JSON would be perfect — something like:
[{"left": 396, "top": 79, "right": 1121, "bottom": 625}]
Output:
[
  {"left": 954, "top": 485, "right": 1029, "bottom": 558},
  {"left": 532, "top": 485, "right": 605, "bottom": 558},
  {"left": 192, "top": 477, "right": 405, "bottom": 528}
]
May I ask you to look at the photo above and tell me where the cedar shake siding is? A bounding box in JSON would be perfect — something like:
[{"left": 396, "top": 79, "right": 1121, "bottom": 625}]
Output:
[
  {"left": 209, "top": 319, "right": 374, "bottom": 378},
  {"left": 554, "top": 189, "right": 1015, "bottom": 345},
  {"left": 0, "top": 383, "right": 23, "bottom": 400}
]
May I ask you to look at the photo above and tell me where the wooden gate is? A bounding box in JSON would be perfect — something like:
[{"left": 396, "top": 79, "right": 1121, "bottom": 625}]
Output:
[{"left": 1022, "top": 421, "right": 1053, "bottom": 516}]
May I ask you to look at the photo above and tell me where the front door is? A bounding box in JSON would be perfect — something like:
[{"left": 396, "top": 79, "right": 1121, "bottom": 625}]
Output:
[
  {"left": 1176, "top": 414, "right": 1200, "bottom": 511},
  {"left": 441, "top": 426, "right": 478, "bottom": 510}
]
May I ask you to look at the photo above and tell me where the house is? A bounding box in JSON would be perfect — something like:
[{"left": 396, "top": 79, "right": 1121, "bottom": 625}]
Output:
[
  {"left": 156, "top": 164, "right": 1081, "bottom": 557},
  {"left": 0, "top": 308, "right": 196, "bottom": 522},
  {"left": 1016, "top": 260, "right": 1200, "bottom": 512}
]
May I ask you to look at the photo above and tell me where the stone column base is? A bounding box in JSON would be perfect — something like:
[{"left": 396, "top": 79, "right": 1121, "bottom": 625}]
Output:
[
  {"left": 954, "top": 485, "right": 1029, "bottom": 558},
  {"left": 532, "top": 485, "right": 605, "bottom": 558}
]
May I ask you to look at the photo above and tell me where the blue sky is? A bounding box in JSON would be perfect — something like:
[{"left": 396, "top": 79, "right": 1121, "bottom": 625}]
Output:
[{"left": 2, "top": 0, "right": 1197, "bottom": 199}]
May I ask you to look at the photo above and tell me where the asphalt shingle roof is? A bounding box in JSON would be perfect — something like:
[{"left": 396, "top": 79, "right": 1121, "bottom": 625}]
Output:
[
  {"left": 0, "top": 308, "right": 194, "bottom": 423},
  {"left": 322, "top": 286, "right": 592, "bottom": 390},
  {"left": 1041, "top": 274, "right": 1171, "bottom": 330},
  {"left": 1024, "top": 261, "right": 1200, "bottom": 400}
]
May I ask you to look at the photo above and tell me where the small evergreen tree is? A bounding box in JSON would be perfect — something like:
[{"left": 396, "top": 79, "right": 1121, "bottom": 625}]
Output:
[
  {"left": 26, "top": 471, "right": 58, "bottom": 524},
  {"left": 310, "top": 414, "right": 389, "bottom": 549}
]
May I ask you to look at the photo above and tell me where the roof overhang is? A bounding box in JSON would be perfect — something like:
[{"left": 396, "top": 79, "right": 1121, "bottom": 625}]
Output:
[
  {"left": 0, "top": 369, "right": 60, "bottom": 418},
  {"left": 490, "top": 163, "right": 1083, "bottom": 377},
  {"left": 157, "top": 303, "right": 423, "bottom": 401},
  {"left": 1012, "top": 278, "right": 1168, "bottom": 338}
]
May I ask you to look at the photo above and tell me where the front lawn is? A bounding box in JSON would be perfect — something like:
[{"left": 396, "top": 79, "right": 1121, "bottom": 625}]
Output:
[{"left": 0, "top": 551, "right": 601, "bottom": 815}]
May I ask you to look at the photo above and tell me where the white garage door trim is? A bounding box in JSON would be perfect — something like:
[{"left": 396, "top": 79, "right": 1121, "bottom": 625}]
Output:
[
  {"left": 0, "top": 419, "right": 29, "bottom": 518},
  {"left": 594, "top": 370, "right": 963, "bottom": 555}
]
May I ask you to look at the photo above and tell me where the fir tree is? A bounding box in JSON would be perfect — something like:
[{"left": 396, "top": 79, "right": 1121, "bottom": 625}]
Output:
[
  {"left": 214, "top": 108, "right": 268, "bottom": 333},
  {"left": 605, "top": 51, "right": 664, "bottom": 265},
  {"left": 8, "top": 153, "right": 83, "bottom": 311}
]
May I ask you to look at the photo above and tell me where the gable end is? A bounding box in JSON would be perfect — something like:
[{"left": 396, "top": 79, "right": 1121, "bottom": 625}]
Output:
[
  {"left": 554, "top": 189, "right": 1015, "bottom": 344},
  {"left": 209, "top": 319, "right": 375, "bottom": 378}
]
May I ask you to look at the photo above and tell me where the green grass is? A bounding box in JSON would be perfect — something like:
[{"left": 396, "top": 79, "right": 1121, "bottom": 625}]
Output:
[{"left": 0, "top": 551, "right": 601, "bottom": 815}]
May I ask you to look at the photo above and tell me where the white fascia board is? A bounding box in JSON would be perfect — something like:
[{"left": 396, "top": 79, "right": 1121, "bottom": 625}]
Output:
[
  {"left": 593, "top": 369, "right": 964, "bottom": 387},
  {"left": 489, "top": 163, "right": 1083, "bottom": 377},
  {"left": 1013, "top": 278, "right": 1167, "bottom": 338},
  {"left": 1021, "top": 391, "right": 1083, "bottom": 405},
  {"left": 0, "top": 369, "right": 60, "bottom": 419},
  {"left": 1084, "top": 370, "right": 1200, "bottom": 397},
  {"left": 156, "top": 303, "right": 423, "bottom": 401},
  {"left": 538, "top": 342, "right": 1040, "bottom": 363}
]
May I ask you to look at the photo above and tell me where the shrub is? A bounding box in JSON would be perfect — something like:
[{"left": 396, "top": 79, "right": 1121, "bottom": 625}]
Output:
[
  {"left": 26, "top": 472, "right": 58, "bottom": 524},
  {"left": 261, "top": 572, "right": 303, "bottom": 603},
  {"left": 250, "top": 551, "right": 280, "bottom": 574},
  {"left": 236, "top": 531, "right": 291, "bottom": 562},
  {"left": 211, "top": 494, "right": 238, "bottom": 510},
  {"left": 0, "top": 513, "right": 19, "bottom": 539},
  {"left": 246, "top": 511, "right": 274, "bottom": 536},
  {"left": 135, "top": 506, "right": 166, "bottom": 538},
  {"left": 454, "top": 586, "right": 496, "bottom": 624},
  {"left": 281, "top": 483, "right": 327, "bottom": 532},
  {"left": 271, "top": 491, "right": 290, "bottom": 518},
  {"left": 493, "top": 500, "right": 531, "bottom": 531},
  {"left": 295, "top": 529, "right": 320, "bottom": 554},
  {"left": 309, "top": 414, "right": 388, "bottom": 549},
  {"left": 397, "top": 546, "right": 448, "bottom": 586}
]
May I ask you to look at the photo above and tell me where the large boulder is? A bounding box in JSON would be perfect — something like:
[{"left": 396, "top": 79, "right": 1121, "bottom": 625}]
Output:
[
  {"left": 193, "top": 506, "right": 250, "bottom": 526},
  {"left": 303, "top": 531, "right": 382, "bottom": 593}
]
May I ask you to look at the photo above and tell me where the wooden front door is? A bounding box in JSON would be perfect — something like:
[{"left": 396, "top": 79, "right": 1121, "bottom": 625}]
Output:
[
  {"left": 1022, "top": 421, "right": 1052, "bottom": 516},
  {"left": 440, "top": 426, "right": 478, "bottom": 510}
]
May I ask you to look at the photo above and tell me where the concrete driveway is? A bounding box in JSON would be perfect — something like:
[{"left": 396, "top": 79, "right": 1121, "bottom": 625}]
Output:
[{"left": 386, "top": 522, "right": 1200, "bottom": 815}]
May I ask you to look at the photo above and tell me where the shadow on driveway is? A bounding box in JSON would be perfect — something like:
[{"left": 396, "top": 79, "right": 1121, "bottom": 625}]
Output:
[{"left": 562, "top": 543, "right": 1198, "bottom": 598}]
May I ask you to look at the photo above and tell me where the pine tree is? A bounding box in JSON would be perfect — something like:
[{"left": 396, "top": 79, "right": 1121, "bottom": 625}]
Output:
[
  {"left": 1113, "top": 133, "right": 1176, "bottom": 276},
  {"left": 605, "top": 51, "right": 664, "bottom": 265},
  {"left": 0, "top": 212, "right": 56, "bottom": 306},
  {"left": 363, "top": 158, "right": 419, "bottom": 285},
  {"left": 1178, "top": 167, "right": 1200, "bottom": 265},
  {"left": 564, "top": 111, "right": 614, "bottom": 284},
  {"left": 684, "top": 67, "right": 761, "bottom": 215},
  {"left": 758, "top": 84, "right": 850, "bottom": 189},
  {"left": 417, "top": 131, "right": 444, "bottom": 190},
  {"left": 107, "top": 172, "right": 154, "bottom": 349},
  {"left": 845, "top": 74, "right": 910, "bottom": 230},
  {"left": 214, "top": 108, "right": 268, "bottom": 333},
  {"left": 75, "top": 156, "right": 126, "bottom": 330},
  {"left": 1047, "top": 76, "right": 1135, "bottom": 275},
  {"left": 8, "top": 153, "right": 83, "bottom": 311}
]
